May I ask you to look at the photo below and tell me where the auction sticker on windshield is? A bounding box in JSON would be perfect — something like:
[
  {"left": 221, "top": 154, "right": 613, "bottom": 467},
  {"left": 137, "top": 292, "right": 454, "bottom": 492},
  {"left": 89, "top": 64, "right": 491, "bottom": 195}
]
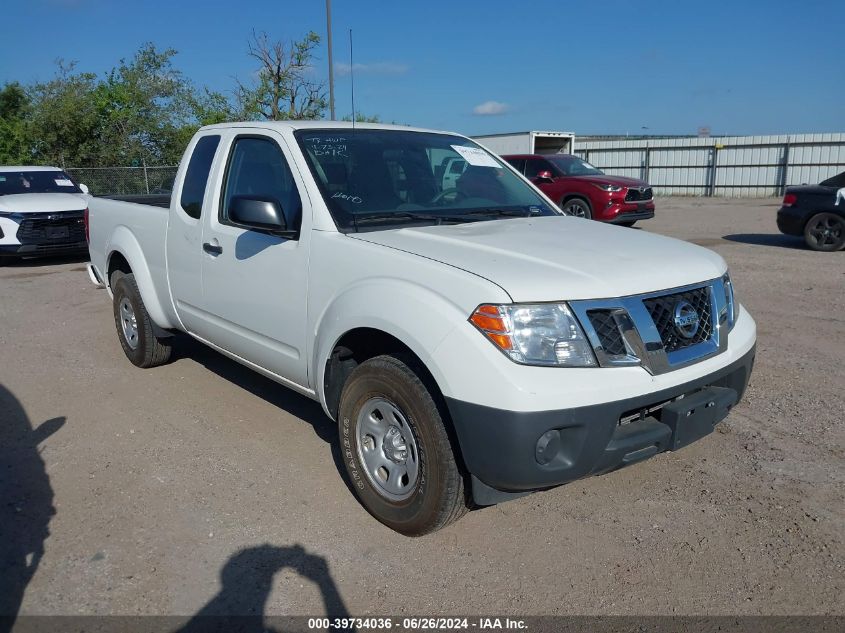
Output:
[{"left": 451, "top": 145, "right": 502, "bottom": 168}]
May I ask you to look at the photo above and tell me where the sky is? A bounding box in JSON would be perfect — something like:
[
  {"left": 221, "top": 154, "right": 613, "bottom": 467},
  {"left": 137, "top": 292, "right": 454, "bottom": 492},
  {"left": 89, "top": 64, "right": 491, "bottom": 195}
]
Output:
[{"left": 1, "top": 0, "right": 843, "bottom": 137}]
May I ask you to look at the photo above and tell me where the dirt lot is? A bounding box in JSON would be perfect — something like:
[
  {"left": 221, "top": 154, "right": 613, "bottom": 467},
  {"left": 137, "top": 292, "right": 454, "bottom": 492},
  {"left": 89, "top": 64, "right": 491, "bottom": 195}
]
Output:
[{"left": 1, "top": 197, "right": 842, "bottom": 618}]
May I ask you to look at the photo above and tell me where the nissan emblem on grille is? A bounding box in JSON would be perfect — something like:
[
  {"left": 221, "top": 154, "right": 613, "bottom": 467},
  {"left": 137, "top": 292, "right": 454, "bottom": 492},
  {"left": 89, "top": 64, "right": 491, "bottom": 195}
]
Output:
[{"left": 673, "top": 301, "right": 700, "bottom": 339}]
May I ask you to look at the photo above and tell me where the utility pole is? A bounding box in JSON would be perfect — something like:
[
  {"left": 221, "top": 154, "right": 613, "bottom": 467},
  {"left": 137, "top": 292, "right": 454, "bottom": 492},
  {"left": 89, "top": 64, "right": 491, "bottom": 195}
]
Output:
[{"left": 326, "top": 0, "right": 335, "bottom": 120}]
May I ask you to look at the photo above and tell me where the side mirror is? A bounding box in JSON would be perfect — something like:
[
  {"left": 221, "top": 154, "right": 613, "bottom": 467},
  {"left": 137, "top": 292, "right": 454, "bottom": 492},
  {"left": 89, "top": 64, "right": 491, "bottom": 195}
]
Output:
[
  {"left": 533, "top": 171, "right": 554, "bottom": 184},
  {"left": 79, "top": 183, "right": 89, "bottom": 195},
  {"left": 228, "top": 195, "right": 290, "bottom": 235}
]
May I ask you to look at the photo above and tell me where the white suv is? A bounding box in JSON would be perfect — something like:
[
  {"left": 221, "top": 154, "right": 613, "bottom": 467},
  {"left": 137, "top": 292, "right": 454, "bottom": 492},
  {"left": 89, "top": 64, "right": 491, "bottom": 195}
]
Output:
[{"left": 0, "top": 166, "right": 89, "bottom": 262}]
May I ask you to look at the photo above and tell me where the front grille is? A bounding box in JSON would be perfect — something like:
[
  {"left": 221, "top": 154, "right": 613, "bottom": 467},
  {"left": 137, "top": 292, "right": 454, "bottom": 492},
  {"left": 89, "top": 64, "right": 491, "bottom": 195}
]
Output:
[
  {"left": 16, "top": 213, "right": 85, "bottom": 245},
  {"left": 643, "top": 286, "right": 713, "bottom": 353},
  {"left": 625, "top": 187, "right": 653, "bottom": 202},
  {"left": 587, "top": 310, "right": 627, "bottom": 356}
]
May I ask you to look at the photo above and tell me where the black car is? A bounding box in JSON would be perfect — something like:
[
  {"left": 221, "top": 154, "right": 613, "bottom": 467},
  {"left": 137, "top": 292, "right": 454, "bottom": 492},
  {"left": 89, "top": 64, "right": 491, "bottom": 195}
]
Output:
[{"left": 777, "top": 171, "right": 845, "bottom": 251}]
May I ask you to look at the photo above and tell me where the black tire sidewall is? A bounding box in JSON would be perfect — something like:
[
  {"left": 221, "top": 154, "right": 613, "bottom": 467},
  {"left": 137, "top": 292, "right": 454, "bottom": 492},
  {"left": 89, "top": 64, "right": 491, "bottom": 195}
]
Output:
[
  {"left": 338, "top": 357, "right": 454, "bottom": 534},
  {"left": 112, "top": 274, "right": 151, "bottom": 366},
  {"left": 561, "top": 198, "right": 592, "bottom": 219}
]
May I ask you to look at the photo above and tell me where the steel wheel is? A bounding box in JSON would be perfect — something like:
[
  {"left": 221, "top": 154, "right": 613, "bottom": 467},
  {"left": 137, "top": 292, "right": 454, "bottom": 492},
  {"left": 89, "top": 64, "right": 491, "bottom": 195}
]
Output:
[
  {"left": 119, "top": 297, "right": 139, "bottom": 349},
  {"left": 804, "top": 213, "right": 845, "bottom": 251},
  {"left": 356, "top": 397, "right": 420, "bottom": 501}
]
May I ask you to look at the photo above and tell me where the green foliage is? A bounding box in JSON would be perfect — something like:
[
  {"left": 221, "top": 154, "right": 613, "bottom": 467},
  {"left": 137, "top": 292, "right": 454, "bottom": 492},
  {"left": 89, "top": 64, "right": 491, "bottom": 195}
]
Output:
[
  {"left": 0, "top": 82, "right": 32, "bottom": 164},
  {"left": 0, "top": 30, "right": 334, "bottom": 167},
  {"left": 342, "top": 113, "right": 382, "bottom": 123}
]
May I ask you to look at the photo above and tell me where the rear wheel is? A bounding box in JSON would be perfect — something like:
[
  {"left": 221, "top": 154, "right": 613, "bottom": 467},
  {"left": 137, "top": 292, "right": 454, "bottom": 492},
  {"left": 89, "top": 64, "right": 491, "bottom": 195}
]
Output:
[
  {"left": 338, "top": 354, "right": 468, "bottom": 536},
  {"left": 112, "top": 272, "right": 172, "bottom": 368},
  {"left": 803, "top": 213, "right": 845, "bottom": 251},
  {"left": 560, "top": 198, "right": 592, "bottom": 219}
]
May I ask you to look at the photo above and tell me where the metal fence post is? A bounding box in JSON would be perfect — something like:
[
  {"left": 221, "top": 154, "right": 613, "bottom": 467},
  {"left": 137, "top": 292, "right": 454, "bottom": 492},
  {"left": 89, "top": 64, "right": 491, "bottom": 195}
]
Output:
[
  {"left": 708, "top": 145, "right": 719, "bottom": 197},
  {"left": 643, "top": 145, "right": 650, "bottom": 183},
  {"left": 780, "top": 138, "right": 791, "bottom": 195},
  {"left": 142, "top": 158, "right": 150, "bottom": 194}
]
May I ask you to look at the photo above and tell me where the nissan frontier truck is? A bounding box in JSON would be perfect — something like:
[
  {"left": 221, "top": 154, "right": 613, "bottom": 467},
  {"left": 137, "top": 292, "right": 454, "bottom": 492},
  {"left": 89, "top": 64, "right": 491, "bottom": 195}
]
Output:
[{"left": 86, "top": 122, "right": 756, "bottom": 536}]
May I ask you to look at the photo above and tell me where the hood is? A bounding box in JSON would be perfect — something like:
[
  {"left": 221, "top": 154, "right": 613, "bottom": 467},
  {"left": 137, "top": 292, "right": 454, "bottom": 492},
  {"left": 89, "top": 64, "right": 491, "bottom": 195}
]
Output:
[
  {"left": 351, "top": 216, "right": 726, "bottom": 302},
  {"left": 0, "top": 192, "right": 88, "bottom": 213},
  {"left": 566, "top": 174, "right": 649, "bottom": 188}
]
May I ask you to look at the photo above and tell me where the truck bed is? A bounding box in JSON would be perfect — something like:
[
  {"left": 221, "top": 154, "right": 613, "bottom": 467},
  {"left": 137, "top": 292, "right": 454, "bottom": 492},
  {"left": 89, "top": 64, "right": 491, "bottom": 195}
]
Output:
[{"left": 87, "top": 195, "right": 176, "bottom": 327}]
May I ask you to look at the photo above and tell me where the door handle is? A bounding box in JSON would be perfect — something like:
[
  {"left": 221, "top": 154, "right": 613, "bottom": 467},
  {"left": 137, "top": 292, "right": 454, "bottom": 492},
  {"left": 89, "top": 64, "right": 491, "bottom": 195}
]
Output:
[{"left": 202, "top": 242, "right": 223, "bottom": 255}]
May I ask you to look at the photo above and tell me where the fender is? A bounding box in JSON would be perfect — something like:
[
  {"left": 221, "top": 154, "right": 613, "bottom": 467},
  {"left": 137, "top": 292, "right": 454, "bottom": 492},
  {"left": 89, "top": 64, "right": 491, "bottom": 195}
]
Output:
[
  {"left": 312, "top": 277, "right": 470, "bottom": 419},
  {"left": 106, "top": 225, "right": 176, "bottom": 330}
]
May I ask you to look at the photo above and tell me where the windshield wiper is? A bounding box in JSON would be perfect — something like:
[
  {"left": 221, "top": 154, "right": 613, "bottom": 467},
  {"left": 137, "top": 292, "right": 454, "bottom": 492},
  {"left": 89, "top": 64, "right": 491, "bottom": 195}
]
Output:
[
  {"left": 354, "top": 212, "right": 477, "bottom": 227},
  {"left": 459, "top": 207, "right": 534, "bottom": 218}
]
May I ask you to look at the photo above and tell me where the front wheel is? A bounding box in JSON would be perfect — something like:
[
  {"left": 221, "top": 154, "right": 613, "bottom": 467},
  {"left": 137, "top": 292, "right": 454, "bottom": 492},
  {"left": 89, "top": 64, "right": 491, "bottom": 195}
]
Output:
[
  {"left": 112, "top": 272, "right": 172, "bottom": 368},
  {"left": 559, "top": 198, "right": 592, "bottom": 219},
  {"left": 338, "top": 354, "right": 468, "bottom": 536},
  {"left": 803, "top": 212, "right": 845, "bottom": 251}
]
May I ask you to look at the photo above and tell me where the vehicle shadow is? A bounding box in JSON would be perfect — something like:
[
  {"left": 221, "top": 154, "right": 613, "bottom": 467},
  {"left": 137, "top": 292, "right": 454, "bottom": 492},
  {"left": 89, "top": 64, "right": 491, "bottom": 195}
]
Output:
[
  {"left": 176, "top": 544, "right": 354, "bottom": 633},
  {"left": 0, "top": 384, "right": 65, "bottom": 633},
  {"left": 722, "top": 233, "right": 807, "bottom": 249},
  {"left": 171, "top": 335, "right": 354, "bottom": 496}
]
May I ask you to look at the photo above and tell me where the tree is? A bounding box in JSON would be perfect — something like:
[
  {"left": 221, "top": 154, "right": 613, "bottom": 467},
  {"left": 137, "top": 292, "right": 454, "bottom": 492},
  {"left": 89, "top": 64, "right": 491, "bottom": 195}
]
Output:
[
  {"left": 341, "top": 112, "right": 381, "bottom": 123},
  {"left": 94, "top": 43, "right": 195, "bottom": 165},
  {"left": 237, "top": 30, "right": 327, "bottom": 120},
  {"left": 27, "top": 61, "right": 102, "bottom": 167},
  {"left": 0, "top": 82, "right": 33, "bottom": 164}
]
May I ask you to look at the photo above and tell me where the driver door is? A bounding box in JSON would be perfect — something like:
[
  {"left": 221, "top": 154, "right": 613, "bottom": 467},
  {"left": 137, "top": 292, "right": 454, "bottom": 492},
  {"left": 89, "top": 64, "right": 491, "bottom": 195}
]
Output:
[{"left": 193, "top": 131, "right": 311, "bottom": 388}]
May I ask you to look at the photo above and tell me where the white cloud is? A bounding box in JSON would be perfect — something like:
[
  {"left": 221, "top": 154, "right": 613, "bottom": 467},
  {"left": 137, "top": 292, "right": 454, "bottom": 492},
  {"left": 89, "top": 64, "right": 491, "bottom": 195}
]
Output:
[
  {"left": 334, "top": 62, "right": 409, "bottom": 76},
  {"left": 472, "top": 101, "right": 510, "bottom": 116}
]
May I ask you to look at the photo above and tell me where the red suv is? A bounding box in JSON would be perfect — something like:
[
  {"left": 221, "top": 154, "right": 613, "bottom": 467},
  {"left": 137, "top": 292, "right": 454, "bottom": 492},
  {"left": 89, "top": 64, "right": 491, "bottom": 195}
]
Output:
[{"left": 503, "top": 154, "right": 655, "bottom": 226}]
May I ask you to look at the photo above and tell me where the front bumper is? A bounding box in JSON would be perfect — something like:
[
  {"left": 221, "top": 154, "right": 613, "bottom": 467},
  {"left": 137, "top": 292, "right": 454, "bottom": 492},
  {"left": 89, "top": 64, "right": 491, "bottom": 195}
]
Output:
[
  {"left": 0, "top": 241, "right": 89, "bottom": 258},
  {"left": 445, "top": 344, "right": 755, "bottom": 503},
  {"left": 606, "top": 209, "right": 655, "bottom": 224}
]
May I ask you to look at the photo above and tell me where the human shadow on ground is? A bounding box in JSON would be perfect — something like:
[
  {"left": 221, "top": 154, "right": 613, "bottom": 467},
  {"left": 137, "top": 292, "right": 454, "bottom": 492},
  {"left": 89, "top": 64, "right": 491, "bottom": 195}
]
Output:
[
  {"left": 177, "top": 544, "right": 354, "bottom": 633},
  {"left": 0, "top": 384, "right": 65, "bottom": 633}
]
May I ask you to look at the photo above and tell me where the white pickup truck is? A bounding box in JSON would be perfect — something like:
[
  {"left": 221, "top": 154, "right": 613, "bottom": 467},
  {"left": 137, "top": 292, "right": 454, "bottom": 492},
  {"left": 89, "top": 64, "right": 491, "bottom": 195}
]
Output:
[{"left": 87, "top": 122, "right": 756, "bottom": 536}]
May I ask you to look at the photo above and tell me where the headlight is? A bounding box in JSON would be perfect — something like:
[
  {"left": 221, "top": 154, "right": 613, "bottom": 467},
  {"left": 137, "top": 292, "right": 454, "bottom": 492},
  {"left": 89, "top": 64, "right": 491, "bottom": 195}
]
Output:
[
  {"left": 592, "top": 183, "right": 623, "bottom": 192},
  {"left": 722, "top": 272, "right": 737, "bottom": 329},
  {"left": 469, "top": 303, "right": 597, "bottom": 367}
]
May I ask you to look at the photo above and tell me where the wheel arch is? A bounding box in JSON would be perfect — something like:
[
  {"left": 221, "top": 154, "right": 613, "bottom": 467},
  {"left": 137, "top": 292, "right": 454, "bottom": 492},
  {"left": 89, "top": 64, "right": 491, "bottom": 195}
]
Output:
[
  {"left": 105, "top": 226, "right": 175, "bottom": 329},
  {"left": 560, "top": 193, "right": 592, "bottom": 209},
  {"left": 312, "top": 280, "right": 469, "bottom": 422}
]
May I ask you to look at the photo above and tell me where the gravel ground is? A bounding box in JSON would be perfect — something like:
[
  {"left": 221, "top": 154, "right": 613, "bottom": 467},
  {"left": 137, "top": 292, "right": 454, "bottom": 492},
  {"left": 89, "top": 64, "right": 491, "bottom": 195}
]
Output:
[{"left": 0, "top": 197, "right": 842, "bottom": 619}]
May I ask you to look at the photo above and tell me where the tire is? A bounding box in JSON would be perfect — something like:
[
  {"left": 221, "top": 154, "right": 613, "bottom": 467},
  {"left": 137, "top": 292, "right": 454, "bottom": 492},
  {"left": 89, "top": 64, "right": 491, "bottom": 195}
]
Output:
[
  {"left": 803, "top": 212, "right": 845, "bottom": 252},
  {"left": 112, "top": 272, "right": 172, "bottom": 368},
  {"left": 560, "top": 197, "right": 592, "bottom": 219},
  {"left": 618, "top": 221, "right": 637, "bottom": 228},
  {"left": 338, "top": 354, "right": 468, "bottom": 536}
]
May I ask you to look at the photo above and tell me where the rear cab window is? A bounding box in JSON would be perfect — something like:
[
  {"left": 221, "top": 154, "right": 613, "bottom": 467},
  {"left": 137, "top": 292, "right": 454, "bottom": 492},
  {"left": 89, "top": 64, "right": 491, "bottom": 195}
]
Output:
[{"left": 180, "top": 135, "right": 221, "bottom": 219}]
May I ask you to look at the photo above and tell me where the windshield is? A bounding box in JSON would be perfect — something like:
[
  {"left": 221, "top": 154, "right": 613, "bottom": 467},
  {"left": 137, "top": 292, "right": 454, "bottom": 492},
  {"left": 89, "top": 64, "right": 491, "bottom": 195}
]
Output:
[
  {"left": 0, "top": 170, "right": 83, "bottom": 195},
  {"left": 548, "top": 155, "right": 604, "bottom": 177},
  {"left": 295, "top": 129, "right": 557, "bottom": 231}
]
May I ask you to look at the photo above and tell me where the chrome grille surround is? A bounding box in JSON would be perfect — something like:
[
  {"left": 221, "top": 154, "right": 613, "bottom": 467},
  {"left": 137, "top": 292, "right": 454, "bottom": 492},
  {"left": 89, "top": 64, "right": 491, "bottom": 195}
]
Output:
[{"left": 570, "top": 278, "right": 730, "bottom": 375}]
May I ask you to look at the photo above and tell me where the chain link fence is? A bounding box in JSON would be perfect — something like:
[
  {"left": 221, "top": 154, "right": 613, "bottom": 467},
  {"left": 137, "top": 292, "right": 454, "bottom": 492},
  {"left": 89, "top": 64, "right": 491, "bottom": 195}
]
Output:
[{"left": 65, "top": 166, "right": 178, "bottom": 196}]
